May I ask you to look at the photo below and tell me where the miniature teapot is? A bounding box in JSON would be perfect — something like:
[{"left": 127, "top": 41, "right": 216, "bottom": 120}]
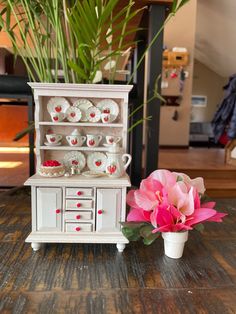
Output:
[{"left": 105, "top": 144, "right": 132, "bottom": 178}]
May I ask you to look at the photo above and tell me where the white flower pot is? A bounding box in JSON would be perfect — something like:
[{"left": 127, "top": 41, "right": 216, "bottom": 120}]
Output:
[{"left": 162, "top": 231, "right": 188, "bottom": 259}]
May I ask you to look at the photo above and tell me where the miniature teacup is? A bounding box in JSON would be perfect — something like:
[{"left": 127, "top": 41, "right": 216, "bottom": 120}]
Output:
[
  {"left": 50, "top": 112, "right": 65, "bottom": 122},
  {"left": 101, "top": 113, "right": 114, "bottom": 123},
  {"left": 86, "top": 134, "right": 102, "bottom": 147},
  {"left": 106, "top": 136, "right": 121, "bottom": 145},
  {"left": 66, "top": 135, "right": 86, "bottom": 147},
  {"left": 46, "top": 134, "right": 62, "bottom": 144}
]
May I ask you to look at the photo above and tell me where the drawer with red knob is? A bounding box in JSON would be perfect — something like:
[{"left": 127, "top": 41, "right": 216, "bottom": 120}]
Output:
[
  {"left": 65, "top": 223, "right": 93, "bottom": 233},
  {"left": 65, "top": 211, "right": 92, "bottom": 221},
  {"left": 65, "top": 188, "right": 94, "bottom": 198},
  {"left": 65, "top": 199, "right": 93, "bottom": 210}
]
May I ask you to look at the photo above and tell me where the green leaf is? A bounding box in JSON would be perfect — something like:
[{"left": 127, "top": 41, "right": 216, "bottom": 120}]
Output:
[
  {"left": 143, "top": 233, "right": 160, "bottom": 245},
  {"left": 68, "top": 60, "right": 88, "bottom": 80},
  {"left": 177, "top": 175, "right": 183, "bottom": 182},
  {"left": 177, "top": 0, "right": 190, "bottom": 10},
  {"left": 121, "top": 226, "right": 141, "bottom": 242},
  {"left": 140, "top": 225, "right": 154, "bottom": 238},
  {"left": 194, "top": 224, "right": 205, "bottom": 233},
  {"left": 171, "top": 0, "right": 178, "bottom": 12}
]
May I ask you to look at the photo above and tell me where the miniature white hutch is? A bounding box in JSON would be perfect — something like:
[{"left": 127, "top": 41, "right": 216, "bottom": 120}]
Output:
[{"left": 25, "top": 83, "right": 133, "bottom": 252}]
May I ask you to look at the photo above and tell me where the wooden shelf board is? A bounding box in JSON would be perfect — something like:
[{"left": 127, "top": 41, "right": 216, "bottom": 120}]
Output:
[
  {"left": 38, "top": 122, "right": 123, "bottom": 128},
  {"left": 40, "top": 146, "right": 110, "bottom": 152}
]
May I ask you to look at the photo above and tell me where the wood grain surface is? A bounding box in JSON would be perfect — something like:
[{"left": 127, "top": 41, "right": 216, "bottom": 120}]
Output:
[{"left": 0, "top": 187, "right": 236, "bottom": 314}]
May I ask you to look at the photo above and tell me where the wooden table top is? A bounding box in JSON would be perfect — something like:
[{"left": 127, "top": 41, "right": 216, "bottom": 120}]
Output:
[{"left": 0, "top": 187, "right": 235, "bottom": 313}]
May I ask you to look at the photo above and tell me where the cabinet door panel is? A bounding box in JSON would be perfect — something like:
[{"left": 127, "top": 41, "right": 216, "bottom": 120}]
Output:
[
  {"left": 37, "top": 187, "right": 62, "bottom": 232},
  {"left": 96, "top": 189, "right": 121, "bottom": 232}
]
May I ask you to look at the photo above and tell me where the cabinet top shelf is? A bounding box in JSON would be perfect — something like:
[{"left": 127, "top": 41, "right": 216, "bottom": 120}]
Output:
[
  {"left": 25, "top": 173, "right": 131, "bottom": 187},
  {"left": 38, "top": 122, "right": 124, "bottom": 128},
  {"left": 40, "top": 146, "right": 114, "bottom": 152}
]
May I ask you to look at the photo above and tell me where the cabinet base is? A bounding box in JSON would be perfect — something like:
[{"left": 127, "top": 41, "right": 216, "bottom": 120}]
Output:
[{"left": 26, "top": 232, "right": 129, "bottom": 251}]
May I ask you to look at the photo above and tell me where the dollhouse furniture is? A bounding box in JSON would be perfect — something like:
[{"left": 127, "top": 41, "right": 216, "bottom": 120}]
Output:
[{"left": 25, "top": 83, "right": 133, "bottom": 252}]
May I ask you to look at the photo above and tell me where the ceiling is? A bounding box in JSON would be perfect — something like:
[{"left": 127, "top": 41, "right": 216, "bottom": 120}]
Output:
[{"left": 195, "top": 0, "right": 236, "bottom": 78}]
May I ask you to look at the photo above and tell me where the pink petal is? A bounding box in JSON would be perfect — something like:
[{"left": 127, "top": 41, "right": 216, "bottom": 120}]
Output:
[
  {"left": 134, "top": 189, "right": 157, "bottom": 211},
  {"left": 185, "top": 207, "right": 217, "bottom": 226},
  {"left": 127, "top": 190, "right": 137, "bottom": 208},
  {"left": 201, "top": 202, "right": 216, "bottom": 209},
  {"left": 127, "top": 208, "right": 150, "bottom": 222},
  {"left": 140, "top": 177, "right": 163, "bottom": 194},
  {"left": 149, "top": 169, "right": 177, "bottom": 188},
  {"left": 206, "top": 212, "right": 227, "bottom": 222}
]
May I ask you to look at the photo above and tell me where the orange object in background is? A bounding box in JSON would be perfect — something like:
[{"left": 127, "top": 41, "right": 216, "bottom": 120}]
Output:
[{"left": 0, "top": 104, "right": 29, "bottom": 146}]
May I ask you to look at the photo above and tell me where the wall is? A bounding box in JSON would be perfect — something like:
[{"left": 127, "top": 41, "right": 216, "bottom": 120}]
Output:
[
  {"left": 191, "top": 60, "right": 227, "bottom": 122},
  {"left": 159, "top": 0, "right": 197, "bottom": 146}
]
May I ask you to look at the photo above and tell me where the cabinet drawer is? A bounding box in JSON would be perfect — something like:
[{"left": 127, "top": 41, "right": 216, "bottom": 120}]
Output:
[
  {"left": 65, "top": 199, "right": 93, "bottom": 210},
  {"left": 66, "top": 188, "right": 93, "bottom": 198},
  {"left": 65, "top": 223, "right": 93, "bottom": 232},
  {"left": 65, "top": 211, "right": 92, "bottom": 221}
]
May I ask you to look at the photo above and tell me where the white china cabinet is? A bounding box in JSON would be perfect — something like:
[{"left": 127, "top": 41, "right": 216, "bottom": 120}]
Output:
[{"left": 25, "top": 83, "right": 133, "bottom": 252}]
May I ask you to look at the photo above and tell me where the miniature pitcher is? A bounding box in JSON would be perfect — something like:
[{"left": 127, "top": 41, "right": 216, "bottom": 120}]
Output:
[{"left": 105, "top": 145, "right": 132, "bottom": 178}]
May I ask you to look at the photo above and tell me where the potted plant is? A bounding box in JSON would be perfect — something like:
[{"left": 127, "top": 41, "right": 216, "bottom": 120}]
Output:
[{"left": 121, "top": 169, "right": 227, "bottom": 258}]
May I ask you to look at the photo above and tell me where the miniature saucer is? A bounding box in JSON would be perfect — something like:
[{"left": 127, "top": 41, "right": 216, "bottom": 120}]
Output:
[
  {"left": 44, "top": 142, "right": 62, "bottom": 146},
  {"left": 63, "top": 151, "right": 86, "bottom": 170},
  {"left": 73, "top": 99, "right": 93, "bottom": 121},
  {"left": 66, "top": 107, "right": 82, "bottom": 122},
  {"left": 103, "top": 143, "right": 113, "bottom": 147},
  {"left": 87, "top": 152, "right": 107, "bottom": 172},
  {"left": 47, "top": 97, "right": 70, "bottom": 114},
  {"left": 96, "top": 99, "right": 119, "bottom": 122},
  {"left": 82, "top": 170, "right": 107, "bottom": 178},
  {"left": 86, "top": 107, "right": 101, "bottom": 123}
]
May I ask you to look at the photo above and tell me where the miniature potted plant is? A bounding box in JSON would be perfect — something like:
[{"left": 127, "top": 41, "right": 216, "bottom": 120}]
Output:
[{"left": 121, "top": 169, "right": 227, "bottom": 259}]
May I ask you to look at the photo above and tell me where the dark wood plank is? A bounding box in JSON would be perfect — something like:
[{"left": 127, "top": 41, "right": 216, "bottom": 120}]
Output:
[{"left": 0, "top": 189, "right": 236, "bottom": 313}]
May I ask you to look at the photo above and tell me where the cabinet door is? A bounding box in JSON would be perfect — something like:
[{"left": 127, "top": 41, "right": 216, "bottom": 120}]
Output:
[
  {"left": 96, "top": 189, "right": 122, "bottom": 232},
  {"left": 36, "top": 187, "right": 62, "bottom": 232}
]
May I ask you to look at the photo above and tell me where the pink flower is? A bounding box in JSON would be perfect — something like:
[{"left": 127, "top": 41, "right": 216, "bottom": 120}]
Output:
[
  {"left": 174, "top": 172, "right": 206, "bottom": 194},
  {"left": 125, "top": 169, "right": 227, "bottom": 235}
]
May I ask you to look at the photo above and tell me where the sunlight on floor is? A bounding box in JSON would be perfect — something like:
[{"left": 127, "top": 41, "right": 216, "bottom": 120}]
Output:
[
  {"left": 0, "top": 162, "right": 23, "bottom": 168},
  {"left": 0, "top": 147, "right": 29, "bottom": 153}
]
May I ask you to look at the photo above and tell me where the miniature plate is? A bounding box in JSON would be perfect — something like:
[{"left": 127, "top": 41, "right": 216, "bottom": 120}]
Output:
[
  {"left": 47, "top": 97, "right": 70, "bottom": 114},
  {"left": 96, "top": 99, "right": 119, "bottom": 122},
  {"left": 87, "top": 152, "right": 107, "bottom": 172},
  {"left": 82, "top": 170, "right": 107, "bottom": 178},
  {"left": 66, "top": 107, "right": 82, "bottom": 122},
  {"left": 86, "top": 107, "right": 101, "bottom": 123},
  {"left": 44, "top": 142, "right": 62, "bottom": 146},
  {"left": 63, "top": 151, "right": 86, "bottom": 170},
  {"left": 73, "top": 99, "right": 93, "bottom": 121}
]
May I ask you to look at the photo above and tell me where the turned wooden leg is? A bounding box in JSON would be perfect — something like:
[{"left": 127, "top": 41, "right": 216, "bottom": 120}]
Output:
[
  {"left": 31, "top": 242, "right": 42, "bottom": 251},
  {"left": 116, "top": 243, "right": 125, "bottom": 253}
]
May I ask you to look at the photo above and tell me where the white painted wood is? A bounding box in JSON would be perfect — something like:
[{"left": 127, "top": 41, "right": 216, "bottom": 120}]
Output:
[
  {"left": 31, "top": 186, "right": 37, "bottom": 232},
  {"left": 66, "top": 187, "right": 94, "bottom": 198},
  {"left": 31, "top": 242, "right": 42, "bottom": 251},
  {"left": 65, "top": 199, "right": 93, "bottom": 210},
  {"left": 65, "top": 223, "right": 93, "bottom": 232},
  {"left": 26, "top": 232, "right": 129, "bottom": 244},
  {"left": 65, "top": 211, "right": 92, "bottom": 221},
  {"left": 25, "top": 174, "right": 131, "bottom": 187},
  {"left": 26, "top": 83, "right": 133, "bottom": 249},
  {"left": 116, "top": 243, "right": 126, "bottom": 252},
  {"left": 96, "top": 189, "right": 122, "bottom": 232},
  {"left": 39, "top": 122, "right": 123, "bottom": 127},
  {"left": 37, "top": 187, "right": 62, "bottom": 232}
]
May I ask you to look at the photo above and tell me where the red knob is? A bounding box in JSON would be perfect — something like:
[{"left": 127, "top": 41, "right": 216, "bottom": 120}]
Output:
[
  {"left": 77, "top": 191, "right": 82, "bottom": 196},
  {"left": 55, "top": 209, "right": 60, "bottom": 214},
  {"left": 77, "top": 203, "right": 81, "bottom": 208},
  {"left": 76, "top": 215, "right": 81, "bottom": 220},
  {"left": 98, "top": 210, "right": 103, "bottom": 215},
  {"left": 76, "top": 227, "right": 81, "bottom": 231}
]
